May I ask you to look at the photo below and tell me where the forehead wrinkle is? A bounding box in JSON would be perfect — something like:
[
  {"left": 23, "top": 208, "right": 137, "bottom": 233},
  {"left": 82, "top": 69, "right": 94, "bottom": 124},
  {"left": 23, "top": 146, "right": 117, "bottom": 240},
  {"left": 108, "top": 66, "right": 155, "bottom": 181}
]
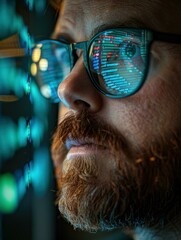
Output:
[
  {"left": 53, "top": 0, "right": 86, "bottom": 41},
  {"left": 87, "top": 2, "right": 165, "bottom": 39},
  {"left": 53, "top": 0, "right": 181, "bottom": 42}
]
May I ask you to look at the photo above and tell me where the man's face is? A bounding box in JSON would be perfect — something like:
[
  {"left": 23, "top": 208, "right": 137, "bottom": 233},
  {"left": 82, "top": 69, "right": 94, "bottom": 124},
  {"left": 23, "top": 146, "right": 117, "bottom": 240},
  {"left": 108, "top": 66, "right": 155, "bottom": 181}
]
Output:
[{"left": 51, "top": 0, "right": 181, "bottom": 232}]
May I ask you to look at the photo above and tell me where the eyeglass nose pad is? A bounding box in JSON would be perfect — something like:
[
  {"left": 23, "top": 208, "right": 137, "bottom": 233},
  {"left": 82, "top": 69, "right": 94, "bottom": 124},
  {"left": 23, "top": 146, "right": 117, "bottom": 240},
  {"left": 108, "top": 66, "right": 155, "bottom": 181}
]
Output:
[
  {"left": 72, "top": 41, "right": 88, "bottom": 58},
  {"left": 71, "top": 41, "right": 90, "bottom": 76}
]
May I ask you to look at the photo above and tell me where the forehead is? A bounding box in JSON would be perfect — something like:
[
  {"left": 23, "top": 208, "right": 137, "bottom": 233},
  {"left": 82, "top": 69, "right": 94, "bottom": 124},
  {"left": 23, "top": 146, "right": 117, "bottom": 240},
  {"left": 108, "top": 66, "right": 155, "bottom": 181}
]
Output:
[{"left": 53, "top": 0, "right": 181, "bottom": 41}]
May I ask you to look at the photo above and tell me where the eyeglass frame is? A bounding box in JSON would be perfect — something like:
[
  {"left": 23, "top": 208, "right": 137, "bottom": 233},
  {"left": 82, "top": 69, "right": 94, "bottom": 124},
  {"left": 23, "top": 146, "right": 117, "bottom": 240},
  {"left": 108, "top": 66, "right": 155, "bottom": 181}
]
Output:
[{"left": 33, "top": 28, "right": 181, "bottom": 101}]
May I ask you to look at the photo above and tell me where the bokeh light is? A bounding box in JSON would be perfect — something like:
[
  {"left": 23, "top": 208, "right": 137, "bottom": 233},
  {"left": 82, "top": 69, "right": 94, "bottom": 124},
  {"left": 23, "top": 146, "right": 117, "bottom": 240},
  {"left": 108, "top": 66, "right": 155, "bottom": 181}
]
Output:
[
  {"left": 30, "top": 80, "right": 49, "bottom": 117},
  {"left": 30, "top": 117, "right": 47, "bottom": 147},
  {"left": 0, "top": 118, "right": 18, "bottom": 159},
  {"left": 25, "top": 0, "right": 47, "bottom": 12},
  {"left": 24, "top": 163, "right": 32, "bottom": 188},
  {"left": 31, "top": 148, "right": 51, "bottom": 196},
  {"left": 39, "top": 58, "right": 48, "bottom": 71},
  {"left": 0, "top": 0, "right": 58, "bottom": 239},
  {"left": 0, "top": 117, "right": 32, "bottom": 160},
  {"left": 40, "top": 85, "right": 52, "bottom": 99},
  {"left": 0, "top": 59, "right": 28, "bottom": 98},
  {"left": 31, "top": 63, "right": 37, "bottom": 76},
  {"left": 32, "top": 47, "right": 41, "bottom": 62},
  {"left": 0, "top": 173, "right": 18, "bottom": 213},
  {"left": 14, "top": 169, "right": 26, "bottom": 201}
]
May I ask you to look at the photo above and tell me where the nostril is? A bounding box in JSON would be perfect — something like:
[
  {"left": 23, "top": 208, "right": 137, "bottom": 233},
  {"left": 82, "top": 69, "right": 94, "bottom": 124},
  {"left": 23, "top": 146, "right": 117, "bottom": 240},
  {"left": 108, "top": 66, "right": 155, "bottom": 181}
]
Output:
[{"left": 74, "top": 99, "right": 90, "bottom": 109}]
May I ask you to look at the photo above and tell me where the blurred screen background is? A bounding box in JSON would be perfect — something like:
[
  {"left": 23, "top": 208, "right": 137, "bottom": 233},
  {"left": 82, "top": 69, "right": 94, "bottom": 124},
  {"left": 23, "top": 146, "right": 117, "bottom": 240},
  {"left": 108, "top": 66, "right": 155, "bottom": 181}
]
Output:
[{"left": 0, "top": 1, "right": 58, "bottom": 240}]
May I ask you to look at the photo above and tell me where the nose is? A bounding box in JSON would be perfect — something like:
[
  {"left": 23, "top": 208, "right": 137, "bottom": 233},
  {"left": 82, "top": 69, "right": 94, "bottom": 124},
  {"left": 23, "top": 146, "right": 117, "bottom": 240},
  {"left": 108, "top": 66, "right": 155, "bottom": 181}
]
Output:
[{"left": 57, "top": 57, "right": 103, "bottom": 112}]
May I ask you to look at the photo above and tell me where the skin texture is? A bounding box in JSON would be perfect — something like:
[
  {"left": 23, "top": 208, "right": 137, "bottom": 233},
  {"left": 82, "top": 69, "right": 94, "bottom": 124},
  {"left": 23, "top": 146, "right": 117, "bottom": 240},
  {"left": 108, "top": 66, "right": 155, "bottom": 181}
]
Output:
[
  {"left": 51, "top": 0, "right": 181, "bottom": 239},
  {"left": 53, "top": 0, "right": 181, "bottom": 147}
]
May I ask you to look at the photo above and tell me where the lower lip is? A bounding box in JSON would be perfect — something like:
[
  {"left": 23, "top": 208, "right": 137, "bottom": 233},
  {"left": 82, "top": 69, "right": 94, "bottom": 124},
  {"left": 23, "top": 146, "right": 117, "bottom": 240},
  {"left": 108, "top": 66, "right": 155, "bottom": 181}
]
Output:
[{"left": 66, "top": 144, "right": 106, "bottom": 160}]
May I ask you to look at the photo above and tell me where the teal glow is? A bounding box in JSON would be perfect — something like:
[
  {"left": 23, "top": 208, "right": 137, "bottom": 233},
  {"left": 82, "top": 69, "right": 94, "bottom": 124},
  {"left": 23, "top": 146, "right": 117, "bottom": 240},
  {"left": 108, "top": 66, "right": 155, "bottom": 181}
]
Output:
[
  {"left": 18, "top": 176, "right": 26, "bottom": 199},
  {"left": 14, "top": 170, "right": 26, "bottom": 200},
  {"left": 13, "top": 164, "right": 32, "bottom": 202},
  {"left": 0, "top": 118, "right": 18, "bottom": 159},
  {"left": 30, "top": 117, "right": 47, "bottom": 147},
  {"left": 25, "top": 0, "right": 46, "bottom": 12},
  {"left": 31, "top": 148, "right": 51, "bottom": 196},
  {"left": 26, "top": 121, "right": 31, "bottom": 142},
  {"left": 14, "top": 169, "right": 26, "bottom": 201},
  {"left": 30, "top": 81, "right": 49, "bottom": 147},
  {"left": 24, "top": 163, "right": 32, "bottom": 188},
  {"left": 0, "top": 117, "right": 29, "bottom": 160},
  {"left": 35, "top": 1, "right": 46, "bottom": 12},
  {"left": 0, "top": 173, "right": 18, "bottom": 213},
  {"left": 0, "top": 60, "right": 28, "bottom": 98},
  {"left": 18, "top": 117, "right": 28, "bottom": 147},
  {"left": 19, "top": 25, "right": 32, "bottom": 54},
  {"left": 26, "top": 0, "right": 34, "bottom": 10},
  {"left": 30, "top": 81, "right": 49, "bottom": 117},
  {"left": 0, "top": 3, "right": 32, "bottom": 52},
  {"left": 0, "top": 1, "right": 32, "bottom": 51},
  {"left": 0, "top": 2, "right": 21, "bottom": 38},
  {"left": 25, "top": 79, "right": 31, "bottom": 95}
]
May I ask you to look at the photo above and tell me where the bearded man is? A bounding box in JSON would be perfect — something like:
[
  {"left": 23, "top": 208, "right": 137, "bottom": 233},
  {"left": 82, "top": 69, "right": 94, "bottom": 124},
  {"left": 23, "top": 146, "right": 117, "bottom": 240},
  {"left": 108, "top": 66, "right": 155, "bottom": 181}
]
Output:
[{"left": 33, "top": 0, "right": 181, "bottom": 239}]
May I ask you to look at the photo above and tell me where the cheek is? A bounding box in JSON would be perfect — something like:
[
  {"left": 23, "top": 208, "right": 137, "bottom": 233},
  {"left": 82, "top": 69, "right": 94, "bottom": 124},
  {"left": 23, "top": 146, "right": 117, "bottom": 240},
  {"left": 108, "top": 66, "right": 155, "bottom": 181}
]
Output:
[
  {"left": 141, "top": 57, "right": 181, "bottom": 131},
  {"left": 104, "top": 62, "right": 181, "bottom": 146}
]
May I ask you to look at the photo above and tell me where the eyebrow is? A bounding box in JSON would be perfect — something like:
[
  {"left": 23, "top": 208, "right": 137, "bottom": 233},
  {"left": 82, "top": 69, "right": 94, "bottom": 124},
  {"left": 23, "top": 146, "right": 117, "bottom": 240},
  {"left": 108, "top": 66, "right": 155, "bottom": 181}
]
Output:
[
  {"left": 90, "top": 18, "right": 148, "bottom": 38},
  {"left": 52, "top": 17, "right": 148, "bottom": 43}
]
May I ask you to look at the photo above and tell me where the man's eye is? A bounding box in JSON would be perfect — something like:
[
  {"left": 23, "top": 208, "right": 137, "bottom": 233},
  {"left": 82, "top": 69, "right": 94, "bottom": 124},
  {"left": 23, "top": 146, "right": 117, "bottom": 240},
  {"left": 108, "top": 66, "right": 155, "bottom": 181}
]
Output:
[
  {"left": 124, "top": 43, "right": 137, "bottom": 58},
  {"left": 106, "top": 42, "right": 141, "bottom": 62}
]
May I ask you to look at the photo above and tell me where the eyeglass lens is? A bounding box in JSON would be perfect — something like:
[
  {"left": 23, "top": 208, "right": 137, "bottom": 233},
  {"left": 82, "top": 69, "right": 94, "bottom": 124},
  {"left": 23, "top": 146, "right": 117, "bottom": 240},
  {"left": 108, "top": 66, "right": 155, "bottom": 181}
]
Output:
[
  {"left": 88, "top": 29, "right": 151, "bottom": 97},
  {"left": 31, "top": 41, "right": 71, "bottom": 103},
  {"left": 31, "top": 29, "right": 152, "bottom": 102}
]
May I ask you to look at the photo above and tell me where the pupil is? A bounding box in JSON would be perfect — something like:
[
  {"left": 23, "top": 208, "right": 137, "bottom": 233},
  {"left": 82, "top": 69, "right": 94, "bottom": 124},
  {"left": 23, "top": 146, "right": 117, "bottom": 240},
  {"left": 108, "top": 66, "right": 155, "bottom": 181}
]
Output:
[{"left": 125, "top": 43, "right": 136, "bottom": 58}]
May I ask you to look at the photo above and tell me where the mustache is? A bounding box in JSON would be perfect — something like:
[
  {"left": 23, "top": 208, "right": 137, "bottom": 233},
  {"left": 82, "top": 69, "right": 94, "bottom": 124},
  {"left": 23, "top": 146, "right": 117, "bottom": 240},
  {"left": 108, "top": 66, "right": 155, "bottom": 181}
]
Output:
[
  {"left": 53, "top": 112, "right": 181, "bottom": 231},
  {"left": 51, "top": 109, "right": 181, "bottom": 168},
  {"left": 51, "top": 109, "right": 131, "bottom": 159}
]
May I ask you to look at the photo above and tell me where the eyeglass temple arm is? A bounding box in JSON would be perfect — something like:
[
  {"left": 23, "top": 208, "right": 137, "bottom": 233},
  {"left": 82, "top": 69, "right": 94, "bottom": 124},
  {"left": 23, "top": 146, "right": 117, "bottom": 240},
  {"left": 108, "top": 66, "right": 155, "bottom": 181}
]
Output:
[{"left": 153, "top": 31, "right": 181, "bottom": 44}]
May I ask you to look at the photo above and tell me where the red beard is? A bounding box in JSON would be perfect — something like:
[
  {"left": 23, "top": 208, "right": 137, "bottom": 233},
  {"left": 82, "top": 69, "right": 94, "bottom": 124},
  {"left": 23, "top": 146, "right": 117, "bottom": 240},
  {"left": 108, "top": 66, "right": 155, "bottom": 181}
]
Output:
[{"left": 51, "top": 109, "right": 181, "bottom": 232}]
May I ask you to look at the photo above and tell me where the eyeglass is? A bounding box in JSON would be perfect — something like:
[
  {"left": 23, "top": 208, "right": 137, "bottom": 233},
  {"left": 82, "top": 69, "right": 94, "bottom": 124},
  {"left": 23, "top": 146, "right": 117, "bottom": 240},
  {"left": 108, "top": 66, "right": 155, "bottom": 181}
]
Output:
[{"left": 31, "top": 28, "right": 181, "bottom": 103}]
